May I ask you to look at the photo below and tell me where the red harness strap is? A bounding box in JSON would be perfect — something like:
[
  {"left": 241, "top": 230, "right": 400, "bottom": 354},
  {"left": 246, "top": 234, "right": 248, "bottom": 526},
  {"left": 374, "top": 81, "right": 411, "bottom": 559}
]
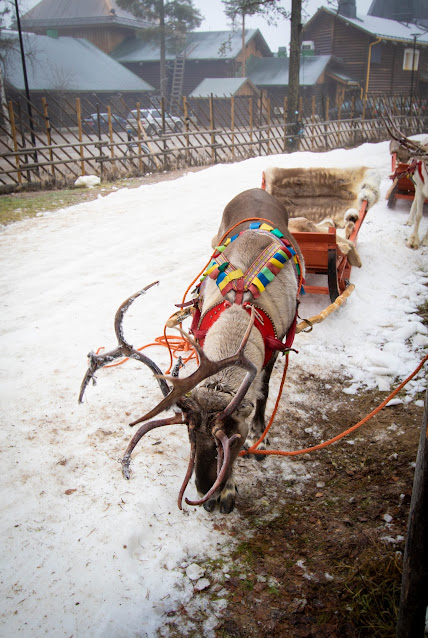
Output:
[
  {"left": 191, "top": 300, "right": 297, "bottom": 368},
  {"left": 393, "top": 159, "right": 425, "bottom": 183}
]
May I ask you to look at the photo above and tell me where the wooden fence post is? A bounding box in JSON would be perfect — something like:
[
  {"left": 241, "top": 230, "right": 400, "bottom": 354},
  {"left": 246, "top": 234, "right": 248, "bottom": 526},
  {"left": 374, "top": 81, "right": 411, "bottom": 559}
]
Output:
[
  {"left": 96, "top": 103, "right": 103, "bottom": 180},
  {"left": 106, "top": 105, "right": 115, "bottom": 160},
  {"left": 209, "top": 94, "right": 216, "bottom": 163},
  {"left": 76, "top": 98, "right": 85, "bottom": 176},
  {"left": 311, "top": 95, "right": 316, "bottom": 150},
  {"left": 249, "top": 97, "right": 253, "bottom": 150},
  {"left": 183, "top": 96, "right": 190, "bottom": 163},
  {"left": 396, "top": 388, "right": 428, "bottom": 638},
  {"left": 231, "top": 96, "right": 235, "bottom": 159},
  {"left": 8, "top": 101, "right": 22, "bottom": 185},
  {"left": 283, "top": 96, "right": 287, "bottom": 152},
  {"left": 41, "top": 97, "right": 55, "bottom": 178},
  {"left": 258, "top": 91, "right": 263, "bottom": 156}
]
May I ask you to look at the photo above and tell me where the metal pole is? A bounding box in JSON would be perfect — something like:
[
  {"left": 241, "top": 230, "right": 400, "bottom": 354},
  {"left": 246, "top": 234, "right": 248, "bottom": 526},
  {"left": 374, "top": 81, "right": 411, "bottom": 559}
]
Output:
[{"left": 13, "top": 0, "right": 37, "bottom": 158}]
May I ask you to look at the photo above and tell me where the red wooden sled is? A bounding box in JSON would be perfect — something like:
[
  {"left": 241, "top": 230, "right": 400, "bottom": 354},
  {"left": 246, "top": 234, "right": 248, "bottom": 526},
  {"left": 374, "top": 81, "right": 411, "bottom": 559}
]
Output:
[
  {"left": 387, "top": 152, "right": 428, "bottom": 208},
  {"left": 290, "top": 199, "right": 368, "bottom": 302},
  {"left": 261, "top": 168, "right": 370, "bottom": 303}
]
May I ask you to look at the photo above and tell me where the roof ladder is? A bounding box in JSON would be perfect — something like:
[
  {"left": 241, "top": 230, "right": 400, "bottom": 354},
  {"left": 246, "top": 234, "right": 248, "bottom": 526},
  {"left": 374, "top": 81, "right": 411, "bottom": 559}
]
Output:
[{"left": 169, "top": 53, "right": 185, "bottom": 113}]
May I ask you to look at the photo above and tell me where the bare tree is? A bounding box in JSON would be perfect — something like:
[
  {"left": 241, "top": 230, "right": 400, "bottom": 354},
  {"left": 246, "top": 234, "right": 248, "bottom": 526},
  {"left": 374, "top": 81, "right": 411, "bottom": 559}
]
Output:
[
  {"left": 116, "top": 0, "right": 202, "bottom": 100},
  {"left": 0, "top": 3, "right": 15, "bottom": 136}
]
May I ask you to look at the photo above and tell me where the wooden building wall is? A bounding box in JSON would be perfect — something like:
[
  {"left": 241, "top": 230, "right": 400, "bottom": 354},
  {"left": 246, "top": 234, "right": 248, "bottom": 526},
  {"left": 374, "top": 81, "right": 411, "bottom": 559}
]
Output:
[
  {"left": 30, "top": 25, "right": 134, "bottom": 53},
  {"left": 125, "top": 59, "right": 239, "bottom": 97},
  {"left": 303, "top": 12, "right": 428, "bottom": 97}
]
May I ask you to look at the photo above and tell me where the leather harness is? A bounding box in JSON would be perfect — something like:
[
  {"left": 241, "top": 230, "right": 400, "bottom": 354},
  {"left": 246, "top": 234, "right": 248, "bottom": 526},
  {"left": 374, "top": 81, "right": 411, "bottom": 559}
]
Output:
[{"left": 392, "top": 158, "right": 425, "bottom": 183}]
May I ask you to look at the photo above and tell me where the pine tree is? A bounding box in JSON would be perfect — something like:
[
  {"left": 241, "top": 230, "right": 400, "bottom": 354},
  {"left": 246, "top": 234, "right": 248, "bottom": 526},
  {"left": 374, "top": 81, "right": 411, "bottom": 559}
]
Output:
[
  {"left": 116, "top": 0, "right": 202, "bottom": 99},
  {"left": 222, "top": 0, "right": 288, "bottom": 75},
  {"left": 286, "top": 0, "right": 302, "bottom": 149}
]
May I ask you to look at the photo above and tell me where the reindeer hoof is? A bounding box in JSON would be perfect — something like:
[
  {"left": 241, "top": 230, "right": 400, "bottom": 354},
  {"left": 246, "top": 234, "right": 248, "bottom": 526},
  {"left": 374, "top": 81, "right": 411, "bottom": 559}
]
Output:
[
  {"left": 406, "top": 237, "right": 419, "bottom": 250},
  {"left": 219, "top": 493, "right": 236, "bottom": 514},
  {"left": 203, "top": 498, "right": 218, "bottom": 513},
  {"left": 244, "top": 434, "right": 269, "bottom": 461}
]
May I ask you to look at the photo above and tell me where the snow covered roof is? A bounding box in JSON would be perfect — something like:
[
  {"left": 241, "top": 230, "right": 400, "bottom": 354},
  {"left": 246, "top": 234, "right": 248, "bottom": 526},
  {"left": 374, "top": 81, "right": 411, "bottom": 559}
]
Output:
[
  {"left": 308, "top": 7, "right": 428, "bottom": 45},
  {"left": 188, "top": 77, "right": 259, "bottom": 98},
  {"left": 1, "top": 31, "right": 154, "bottom": 93},
  {"left": 246, "top": 55, "right": 332, "bottom": 87},
  {"left": 112, "top": 29, "right": 272, "bottom": 63},
  {"left": 20, "top": 0, "right": 153, "bottom": 30},
  {"left": 368, "top": 0, "right": 428, "bottom": 23}
]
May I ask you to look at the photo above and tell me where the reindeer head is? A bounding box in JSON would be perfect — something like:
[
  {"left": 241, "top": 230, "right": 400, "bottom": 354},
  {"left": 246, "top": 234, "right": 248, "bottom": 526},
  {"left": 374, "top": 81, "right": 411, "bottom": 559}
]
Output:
[
  {"left": 119, "top": 308, "right": 257, "bottom": 512},
  {"left": 177, "top": 385, "right": 254, "bottom": 512}
]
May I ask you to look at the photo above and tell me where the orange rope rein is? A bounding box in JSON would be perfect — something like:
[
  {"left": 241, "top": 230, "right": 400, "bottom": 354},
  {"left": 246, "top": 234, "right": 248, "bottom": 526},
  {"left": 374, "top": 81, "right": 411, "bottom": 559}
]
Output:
[
  {"left": 240, "top": 352, "right": 428, "bottom": 458},
  {"left": 238, "top": 352, "right": 290, "bottom": 457},
  {"left": 96, "top": 331, "right": 198, "bottom": 374}
]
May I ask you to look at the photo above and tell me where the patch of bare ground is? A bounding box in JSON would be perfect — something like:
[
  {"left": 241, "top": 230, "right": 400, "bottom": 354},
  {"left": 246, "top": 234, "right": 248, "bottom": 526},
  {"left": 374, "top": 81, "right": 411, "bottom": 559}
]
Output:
[{"left": 164, "top": 370, "right": 426, "bottom": 638}]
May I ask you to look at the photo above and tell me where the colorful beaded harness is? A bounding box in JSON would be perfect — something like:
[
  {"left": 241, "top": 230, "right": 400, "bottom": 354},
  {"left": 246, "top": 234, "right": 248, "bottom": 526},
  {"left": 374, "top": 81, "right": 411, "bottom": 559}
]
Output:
[
  {"left": 200, "top": 221, "right": 304, "bottom": 303},
  {"left": 190, "top": 222, "right": 305, "bottom": 368}
]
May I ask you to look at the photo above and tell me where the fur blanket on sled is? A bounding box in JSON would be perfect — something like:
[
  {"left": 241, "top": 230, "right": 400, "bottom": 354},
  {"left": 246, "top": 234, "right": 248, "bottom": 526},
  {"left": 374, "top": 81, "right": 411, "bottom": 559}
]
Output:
[
  {"left": 263, "top": 166, "right": 379, "bottom": 225},
  {"left": 263, "top": 166, "right": 381, "bottom": 267}
]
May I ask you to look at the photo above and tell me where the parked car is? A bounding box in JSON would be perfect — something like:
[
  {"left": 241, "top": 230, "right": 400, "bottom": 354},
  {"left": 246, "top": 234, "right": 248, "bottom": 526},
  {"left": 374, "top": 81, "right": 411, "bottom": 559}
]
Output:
[
  {"left": 329, "top": 99, "right": 377, "bottom": 120},
  {"left": 128, "top": 108, "right": 183, "bottom": 135},
  {"left": 83, "top": 113, "right": 129, "bottom": 133}
]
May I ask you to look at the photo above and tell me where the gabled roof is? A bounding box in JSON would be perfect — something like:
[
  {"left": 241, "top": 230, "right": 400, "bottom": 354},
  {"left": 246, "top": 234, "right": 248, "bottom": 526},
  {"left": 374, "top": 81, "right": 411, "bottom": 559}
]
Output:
[
  {"left": 112, "top": 29, "right": 272, "bottom": 63},
  {"left": 305, "top": 6, "right": 428, "bottom": 45},
  {"left": 246, "top": 55, "right": 332, "bottom": 87},
  {"left": 189, "top": 77, "right": 259, "bottom": 97},
  {"left": 1, "top": 31, "right": 154, "bottom": 92},
  {"left": 21, "top": 0, "right": 153, "bottom": 30}
]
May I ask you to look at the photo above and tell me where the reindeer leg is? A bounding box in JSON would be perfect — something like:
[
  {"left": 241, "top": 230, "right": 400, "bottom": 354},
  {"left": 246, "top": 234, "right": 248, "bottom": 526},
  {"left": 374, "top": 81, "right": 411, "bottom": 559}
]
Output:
[
  {"left": 406, "top": 197, "right": 417, "bottom": 226},
  {"left": 407, "top": 191, "right": 424, "bottom": 249},
  {"left": 245, "top": 356, "right": 276, "bottom": 461}
]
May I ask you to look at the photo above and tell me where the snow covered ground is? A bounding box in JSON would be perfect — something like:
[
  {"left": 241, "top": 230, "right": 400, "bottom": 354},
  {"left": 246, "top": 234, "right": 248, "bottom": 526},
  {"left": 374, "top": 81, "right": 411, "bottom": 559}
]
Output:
[{"left": 0, "top": 141, "right": 427, "bottom": 637}]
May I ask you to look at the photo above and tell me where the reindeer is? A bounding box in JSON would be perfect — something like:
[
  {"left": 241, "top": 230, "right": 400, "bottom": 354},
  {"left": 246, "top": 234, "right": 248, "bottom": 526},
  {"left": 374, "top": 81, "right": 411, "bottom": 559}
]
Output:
[
  {"left": 404, "top": 159, "right": 428, "bottom": 249},
  {"left": 385, "top": 117, "right": 428, "bottom": 249},
  {"left": 80, "top": 188, "right": 304, "bottom": 513}
]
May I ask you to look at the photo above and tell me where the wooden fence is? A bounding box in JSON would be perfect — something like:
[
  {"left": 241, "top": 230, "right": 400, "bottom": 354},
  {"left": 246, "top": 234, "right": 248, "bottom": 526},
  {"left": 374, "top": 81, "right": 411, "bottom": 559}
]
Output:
[{"left": 0, "top": 91, "right": 426, "bottom": 190}]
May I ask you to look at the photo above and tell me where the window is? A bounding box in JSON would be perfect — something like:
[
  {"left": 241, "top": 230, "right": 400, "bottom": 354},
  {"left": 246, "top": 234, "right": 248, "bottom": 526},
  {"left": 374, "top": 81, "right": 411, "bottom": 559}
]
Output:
[
  {"left": 403, "top": 48, "right": 419, "bottom": 71},
  {"left": 371, "top": 43, "right": 381, "bottom": 64}
]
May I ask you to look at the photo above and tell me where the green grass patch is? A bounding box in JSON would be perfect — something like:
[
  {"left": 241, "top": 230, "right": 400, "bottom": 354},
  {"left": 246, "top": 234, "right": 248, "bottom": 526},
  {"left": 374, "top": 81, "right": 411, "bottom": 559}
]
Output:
[
  {"left": 0, "top": 188, "right": 92, "bottom": 225},
  {"left": 338, "top": 550, "right": 402, "bottom": 637}
]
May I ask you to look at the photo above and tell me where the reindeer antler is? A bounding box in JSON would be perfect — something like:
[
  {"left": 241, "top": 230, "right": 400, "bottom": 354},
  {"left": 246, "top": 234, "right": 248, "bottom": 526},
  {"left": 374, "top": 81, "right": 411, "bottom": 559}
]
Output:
[
  {"left": 383, "top": 113, "right": 428, "bottom": 158},
  {"left": 129, "top": 306, "right": 257, "bottom": 427},
  {"left": 121, "top": 412, "right": 187, "bottom": 480},
  {"left": 119, "top": 307, "right": 258, "bottom": 510},
  {"left": 184, "top": 429, "right": 241, "bottom": 507},
  {"left": 78, "top": 281, "right": 170, "bottom": 402}
]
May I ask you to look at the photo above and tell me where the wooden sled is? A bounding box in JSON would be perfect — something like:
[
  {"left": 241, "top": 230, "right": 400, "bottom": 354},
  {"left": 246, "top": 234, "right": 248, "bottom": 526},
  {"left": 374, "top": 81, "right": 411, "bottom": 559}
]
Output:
[
  {"left": 387, "top": 152, "right": 428, "bottom": 209},
  {"left": 262, "top": 166, "right": 371, "bottom": 303}
]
